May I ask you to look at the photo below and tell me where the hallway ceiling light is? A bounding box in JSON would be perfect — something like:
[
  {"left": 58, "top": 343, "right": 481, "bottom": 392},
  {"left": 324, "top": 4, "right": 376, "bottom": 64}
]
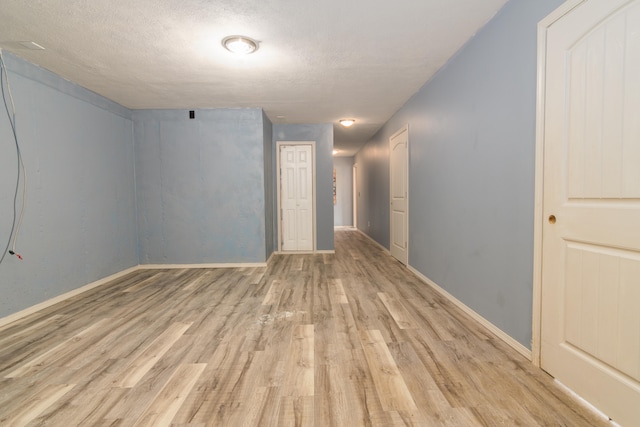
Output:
[
  {"left": 332, "top": 149, "right": 339, "bottom": 155},
  {"left": 18, "top": 41, "right": 45, "bottom": 50},
  {"left": 339, "top": 119, "right": 355, "bottom": 127},
  {"left": 222, "top": 36, "right": 259, "bottom": 54}
]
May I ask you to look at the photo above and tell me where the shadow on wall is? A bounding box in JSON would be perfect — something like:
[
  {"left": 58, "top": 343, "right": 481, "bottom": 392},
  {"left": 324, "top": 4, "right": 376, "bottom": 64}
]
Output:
[{"left": 333, "top": 156, "right": 354, "bottom": 227}]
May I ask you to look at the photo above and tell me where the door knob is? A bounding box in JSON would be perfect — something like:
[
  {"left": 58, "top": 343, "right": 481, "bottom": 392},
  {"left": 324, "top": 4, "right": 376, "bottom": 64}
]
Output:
[{"left": 548, "top": 215, "right": 556, "bottom": 224}]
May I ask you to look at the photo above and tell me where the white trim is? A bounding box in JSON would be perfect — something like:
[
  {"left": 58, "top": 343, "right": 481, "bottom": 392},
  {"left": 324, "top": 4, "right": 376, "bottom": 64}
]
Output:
[
  {"left": 352, "top": 163, "right": 358, "bottom": 229},
  {"left": 266, "top": 251, "right": 275, "bottom": 265},
  {"left": 554, "top": 380, "right": 621, "bottom": 427},
  {"left": 356, "top": 229, "right": 389, "bottom": 253},
  {"left": 408, "top": 265, "right": 532, "bottom": 360},
  {"left": 276, "top": 141, "right": 317, "bottom": 252},
  {"left": 532, "top": 0, "right": 587, "bottom": 367},
  {"left": 539, "top": 0, "right": 586, "bottom": 28},
  {"left": 334, "top": 226, "right": 356, "bottom": 230},
  {"left": 0, "top": 257, "right": 277, "bottom": 328},
  {"left": 141, "top": 262, "right": 267, "bottom": 269},
  {"left": 273, "top": 250, "right": 335, "bottom": 255},
  {"left": 0, "top": 265, "right": 140, "bottom": 328},
  {"left": 355, "top": 227, "right": 531, "bottom": 359}
]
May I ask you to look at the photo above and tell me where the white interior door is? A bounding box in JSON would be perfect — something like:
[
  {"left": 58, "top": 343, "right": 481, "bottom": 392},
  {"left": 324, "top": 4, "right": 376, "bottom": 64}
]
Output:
[
  {"left": 540, "top": 1, "right": 640, "bottom": 426},
  {"left": 280, "top": 144, "right": 314, "bottom": 251},
  {"left": 390, "top": 126, "right": 408, "bottom": 265},
  {"left": 353, "top": 163, "right": 358, "bottom": 229}
]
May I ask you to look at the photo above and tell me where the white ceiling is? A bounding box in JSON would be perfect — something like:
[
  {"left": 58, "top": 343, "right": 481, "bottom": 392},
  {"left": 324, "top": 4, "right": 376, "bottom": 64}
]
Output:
[{"left": 0, "top": 0, "right": 508, "bottom": 156}]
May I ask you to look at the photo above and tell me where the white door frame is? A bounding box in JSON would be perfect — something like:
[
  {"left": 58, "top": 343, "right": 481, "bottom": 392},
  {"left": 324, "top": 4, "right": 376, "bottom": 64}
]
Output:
[
  {"left": 276, "top": 141, "right": 317, "bottom": 253},
  {"left": 353, "top": 163, "right": 358, "bottom": 229},
  {"left": 389, "top": 124, "right": 409, "bottom": 265},
  {"left": 531, "top": 0, "right": 588, "bottom": 367}
]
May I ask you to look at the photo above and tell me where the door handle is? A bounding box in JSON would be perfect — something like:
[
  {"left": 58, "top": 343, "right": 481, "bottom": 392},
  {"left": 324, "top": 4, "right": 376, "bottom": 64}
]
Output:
[{"left": 548, "top": 215, "right": 556, "bottom": 224}]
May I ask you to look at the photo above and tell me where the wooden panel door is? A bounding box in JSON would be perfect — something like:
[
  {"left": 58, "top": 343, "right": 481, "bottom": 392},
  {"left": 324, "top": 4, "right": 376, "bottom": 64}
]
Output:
[
  {"left": 280, "top": 144, "right": 314, "bottom": 251},
  {"left": 540, "top": 1, "right": 640, "bottom": 426},
  {"left": 390, "top": 126, "right": 408, "bottom": 265}
]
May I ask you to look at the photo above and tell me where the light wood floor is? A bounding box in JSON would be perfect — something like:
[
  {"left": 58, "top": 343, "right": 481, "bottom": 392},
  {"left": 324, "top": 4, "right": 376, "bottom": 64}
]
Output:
[{"left": 0, "top": 230, "right": 608, "bottom": 426}]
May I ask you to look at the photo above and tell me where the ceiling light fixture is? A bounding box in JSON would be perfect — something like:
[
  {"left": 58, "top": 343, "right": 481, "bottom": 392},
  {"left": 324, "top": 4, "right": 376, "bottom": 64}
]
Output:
[
  {"left": 18, "top": 41, "right": 45, "bottom": 50},
  {"left": 339, "top": 119, "right": 355, "bottom": 127},
  {"left": 222, "top": 35, "right": 259, "bottom": 54},
  {"left": 332, "top": 149, "right": 339, "bottom": 155}
]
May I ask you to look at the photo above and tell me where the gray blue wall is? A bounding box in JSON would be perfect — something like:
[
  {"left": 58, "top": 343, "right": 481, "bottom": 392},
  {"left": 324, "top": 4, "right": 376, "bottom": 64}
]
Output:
[
  {"left": 263, "top": 112, "right": 274, "bottom": 259},
  {"left": 0, "top": 53, "right": 137, "bottom": 318},
  {"left": 134, "top": 108, "right": 268, "bottom": 264},
  {"left": 273, "top": 124, "right": 334, "bottom": 251},
  {"left": 355, "top": 140, "right": 389, "bottom": 244},
  {"left": 354, "top": 0, "right": 564, "bottom": 348},
  {"left": 333, "top": 156, "right": 354, "bottom": 227}
]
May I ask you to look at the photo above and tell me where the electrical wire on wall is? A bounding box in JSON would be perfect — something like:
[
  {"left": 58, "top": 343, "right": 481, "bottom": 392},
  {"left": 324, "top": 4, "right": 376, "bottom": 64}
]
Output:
[{"left": 0, "top": 49, "right": 27, "bottom": 265}]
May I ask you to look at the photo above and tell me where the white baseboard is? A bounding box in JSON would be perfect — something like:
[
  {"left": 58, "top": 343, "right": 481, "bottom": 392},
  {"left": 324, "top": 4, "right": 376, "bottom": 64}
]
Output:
[
  {"left": 334, "top": 226, "right": 356, "bottom": 230},
  {"left": 0, "top": 265, "right": 140, "bottom": 329},
  {"left": 0, "top": 259, "right": 273, "bottom": 328},
  {"left": 273, "top": 250, "right": 335, "bottom": 255},
  {"left": 355, "top": 229, "right": 390, "bottom": 253},
  {"left": 407, "top": 265, "right": 532, "bottom": 360},
  {"left": 328, "top": 229, "right": 531, "bottom": 359},
  {"left": 266, "top": 252, "right": 275, "bottom": 265},
  {"left": 554, "top": 380, "right": 621, "bottom": 427},
  {"left": 141, "top": 262, "right": 268, "bottom": 269}
]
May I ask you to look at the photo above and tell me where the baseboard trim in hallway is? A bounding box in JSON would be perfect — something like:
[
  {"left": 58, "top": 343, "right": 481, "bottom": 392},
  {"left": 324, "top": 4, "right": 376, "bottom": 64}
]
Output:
[
  {"left": 355, "top": 228, "right": 532, "bottom": 360},
  {"left": 0, "top": 265, "right": 140, "bottom": 329},
  {"left": 274, "top": 250, "right": 336, "bottom": 255},
  {"left": 1, "top": 261, "right": 271, "bottom": 329},
  {"left": 355, "top": 228, "right": 388, "bottom": 253},
  {"left": 407, "top": 265, "right": 532, "bottom": 360},
  {"left": 142, "top": 262, "right": 268, "bottom": 269}
]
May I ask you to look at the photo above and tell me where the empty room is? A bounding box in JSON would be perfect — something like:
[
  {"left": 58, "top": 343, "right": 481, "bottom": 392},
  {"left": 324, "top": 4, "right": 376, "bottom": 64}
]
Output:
[{"left": 1, "top": 0, "right": 638, "bottom": 425}]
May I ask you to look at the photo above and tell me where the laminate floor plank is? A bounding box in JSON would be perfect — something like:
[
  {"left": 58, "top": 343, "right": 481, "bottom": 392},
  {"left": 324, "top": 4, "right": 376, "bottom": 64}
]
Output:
[
  {"left": 278, "top": 395, "right": 314, "bottom": 427},
  {"left": 315, "top": 361, "right": 391, "bottom": 427},
  {"left": 122, "top": 272, "right": 163, "bottom": 293},
  {"left": 112, "top": 321, "right": 193, "bottom": 388},
  {"left": 359, "top": 329, "right": 418, "bottom": 413},
  {"left": 0, "top": 314, "right": 65, "bottom": 350},
  {"left": 263, "top": 280, "right": 286, "bottom": 306},
  {"left": 283, "top": 324, "right": 314, "bottom": 398},
  {"left": 228, "top": 385, "right": 280, "bottom": 427},
  {"left": 132, "top": 363, "right": 206, "bottom": 427},
  {"left": 0, "top": 230, "right": 611, "bottom": 426},
  {"left": 378, "top": 292, "right": 418, "bottom": 330},
  {"left": 33, "top": 384, "right": 130, "bottom": 426},
  {"left": 328, "top": 279, "right": 349, "bottom": 305},
  {"left": 5, "top": 318, "right": 115, "bottom": 379},
  {"left": 0, "top": 383, "right": 75, "bottom": 426}
]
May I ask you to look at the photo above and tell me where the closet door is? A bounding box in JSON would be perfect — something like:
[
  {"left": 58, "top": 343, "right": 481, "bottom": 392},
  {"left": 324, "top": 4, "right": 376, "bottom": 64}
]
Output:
[
  {"left": 539, "top": 2, "right": 640, "bottom": 426},
  {"left": 280, "top": 144, "right": 314, "bottom": 251}
]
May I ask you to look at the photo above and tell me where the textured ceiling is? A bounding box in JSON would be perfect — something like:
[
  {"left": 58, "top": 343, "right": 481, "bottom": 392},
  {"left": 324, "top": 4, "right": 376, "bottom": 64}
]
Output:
[{"left": 0, "top": 0, "right": 508, "bottom": 156}]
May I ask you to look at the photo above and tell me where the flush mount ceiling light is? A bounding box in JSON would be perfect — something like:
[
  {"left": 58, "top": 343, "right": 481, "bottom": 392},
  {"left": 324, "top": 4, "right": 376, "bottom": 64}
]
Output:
[
  {"left": 222, "top": 35, "right": 259, "bottom": 54},
  {"left": 18, "top": 41, "right": 45, "bottom": 50},
  {"left": 339, "top": 119, "right": 355, "bottom": 127},
  {"left": 332, "top": 149, "right": 339, "bottom": 155}
]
